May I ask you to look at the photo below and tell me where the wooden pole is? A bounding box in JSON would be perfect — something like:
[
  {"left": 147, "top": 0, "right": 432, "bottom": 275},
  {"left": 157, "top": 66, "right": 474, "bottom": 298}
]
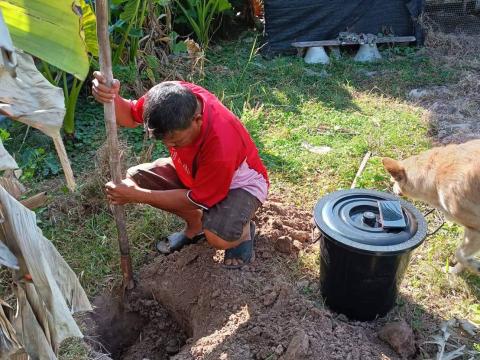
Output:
[{"left": 96, "top": 0, "right": 134, "bottom": 290}]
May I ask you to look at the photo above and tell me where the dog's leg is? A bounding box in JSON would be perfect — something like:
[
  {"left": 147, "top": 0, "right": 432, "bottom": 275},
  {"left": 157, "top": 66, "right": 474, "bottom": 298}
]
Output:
[{"left": 453, "top": 227, "right": 480, "bottom": 274}]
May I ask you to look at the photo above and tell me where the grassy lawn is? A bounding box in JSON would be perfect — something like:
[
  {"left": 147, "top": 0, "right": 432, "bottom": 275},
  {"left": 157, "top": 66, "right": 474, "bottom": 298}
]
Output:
[{"left": 3, "top": 36, "right": 479, "bottom": 356}]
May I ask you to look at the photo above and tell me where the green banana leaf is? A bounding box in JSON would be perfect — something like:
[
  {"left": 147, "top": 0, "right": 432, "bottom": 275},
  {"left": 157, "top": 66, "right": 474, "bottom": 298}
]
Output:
[
  {"left": 0, "top": 0, "right": 97, "bottom": 80},
  {"left": 80, "top": 0, "right": 98, "bottom": 57}
]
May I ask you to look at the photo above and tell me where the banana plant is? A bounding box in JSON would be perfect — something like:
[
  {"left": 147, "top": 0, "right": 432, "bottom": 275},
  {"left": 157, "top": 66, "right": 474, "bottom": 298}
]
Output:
[
  {"left": 1, "top": 0, "right": 98, "bottom": 137},
  {"left": 175, "top": 0, "right": 231, "bottom": 51},
  {"left": 0, "top": 0, "right": 95, "bottom": 80},
  {"left": 42, "top": 0, "right": 98, "bottom": 137}
]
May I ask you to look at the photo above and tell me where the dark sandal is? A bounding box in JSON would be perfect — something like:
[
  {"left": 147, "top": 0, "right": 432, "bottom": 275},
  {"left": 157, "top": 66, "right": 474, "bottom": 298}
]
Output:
[
  {"left": 156, "top": 232, "right": 205, "bottom": 254},
  {"left": 223, "top": 222, "right": 256, "bottom": 269}
]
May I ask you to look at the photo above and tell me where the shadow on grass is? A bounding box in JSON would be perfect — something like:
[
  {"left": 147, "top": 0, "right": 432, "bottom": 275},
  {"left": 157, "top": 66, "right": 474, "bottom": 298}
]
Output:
[
  {"left": 201, "top": 45, "right": 362, "bottom": 116},
  {"left": 200, "top": 42, "right": 454, "bottom": 120}
]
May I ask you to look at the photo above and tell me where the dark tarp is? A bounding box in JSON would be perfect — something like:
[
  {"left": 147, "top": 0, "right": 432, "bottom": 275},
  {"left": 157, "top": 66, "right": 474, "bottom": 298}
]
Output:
[{"left": 263, "top": 0, "right": 424, "bottom": 55}]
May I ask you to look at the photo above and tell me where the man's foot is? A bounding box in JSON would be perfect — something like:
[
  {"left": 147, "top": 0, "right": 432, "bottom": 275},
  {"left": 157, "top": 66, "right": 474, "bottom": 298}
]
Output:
[
  {"left": 156, "top": 232, "right": 205, "bottom": 254},
  {"left": 223, "top": 222, "right": 256, "bottom": 269}
]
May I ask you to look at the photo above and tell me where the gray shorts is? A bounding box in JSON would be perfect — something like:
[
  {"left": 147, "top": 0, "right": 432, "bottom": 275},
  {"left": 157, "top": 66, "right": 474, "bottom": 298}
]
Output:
[{"left": 127, "top": 158, "right": 261, "bottom": 242}]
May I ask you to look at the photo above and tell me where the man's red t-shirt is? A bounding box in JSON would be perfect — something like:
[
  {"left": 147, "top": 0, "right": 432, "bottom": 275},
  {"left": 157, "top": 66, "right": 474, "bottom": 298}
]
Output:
[{"left": 130, "top": 81, "right": 269, "bottom": 209}]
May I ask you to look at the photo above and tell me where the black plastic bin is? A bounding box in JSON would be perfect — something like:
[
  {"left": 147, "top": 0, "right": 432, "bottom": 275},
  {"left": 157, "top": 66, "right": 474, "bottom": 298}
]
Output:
[{"left": 313, "top": 189, "right": 427, "bottom": 321}]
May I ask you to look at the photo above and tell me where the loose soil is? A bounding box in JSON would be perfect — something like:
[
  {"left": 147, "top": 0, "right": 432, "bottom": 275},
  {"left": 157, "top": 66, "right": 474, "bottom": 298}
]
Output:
[
  {"left": 87, "top": 198, "right": 448, "bottom": 359},
  {"left": 86, "top": 293, "right": 186, "bottom": 360}
]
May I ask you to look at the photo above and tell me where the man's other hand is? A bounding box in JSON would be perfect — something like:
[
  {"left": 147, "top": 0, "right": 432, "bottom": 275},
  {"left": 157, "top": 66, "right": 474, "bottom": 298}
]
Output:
[
  {"left": 92, "top": 71, "right": 120, "bottom": 104},
  {"left": 105, "top": 178, "right": 139, "bottom": 205}
]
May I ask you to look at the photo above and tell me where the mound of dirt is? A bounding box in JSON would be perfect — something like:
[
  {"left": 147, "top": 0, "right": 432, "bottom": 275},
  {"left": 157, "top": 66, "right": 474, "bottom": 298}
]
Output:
[
  {"left": 88, "top": 199, "right": 450, "bottom": 359},
  {"left": 86, "top": 199, "right": 399, "bottom": 360},
  {"left": 255, "top": 197, "right": 315, "bottom": 257},
  {"left": 135, "top": 248, "right": 397, "bottom": 359}
]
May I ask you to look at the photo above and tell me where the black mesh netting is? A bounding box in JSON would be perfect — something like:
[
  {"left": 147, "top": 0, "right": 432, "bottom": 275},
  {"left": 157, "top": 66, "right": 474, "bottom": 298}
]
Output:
[
  {"left": 423, "top": 0, "right": 480, "bottom": 34},
  {"left": 262, "top": 0, "right": 423, "bottom": 55},
  {"left": 262, "top": 0, "right": 480, "bottom": 55}
]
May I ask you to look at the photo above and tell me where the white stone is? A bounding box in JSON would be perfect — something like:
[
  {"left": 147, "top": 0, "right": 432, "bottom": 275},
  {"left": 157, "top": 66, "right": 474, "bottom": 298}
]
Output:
[{"left": 408, "top": 88, "right": 430, "bottom": 99}]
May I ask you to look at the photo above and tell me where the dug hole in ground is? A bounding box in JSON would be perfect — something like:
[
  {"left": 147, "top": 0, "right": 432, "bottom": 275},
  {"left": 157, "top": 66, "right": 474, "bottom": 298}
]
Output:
[{"left": 85, "top": 197, "right": 418, "bottom": 360}]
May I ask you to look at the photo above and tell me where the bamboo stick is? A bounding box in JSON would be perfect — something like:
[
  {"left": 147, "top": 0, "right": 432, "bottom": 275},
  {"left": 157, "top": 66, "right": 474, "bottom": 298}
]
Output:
[
  {"left": 351, "top": 151, "right": 372, "bottom": 189},
  {"left": 96, "top": 0, "right": 134, "bottom": 290},
  {"left": 52, "top": 132, "right": 76, "bottom": 191}
]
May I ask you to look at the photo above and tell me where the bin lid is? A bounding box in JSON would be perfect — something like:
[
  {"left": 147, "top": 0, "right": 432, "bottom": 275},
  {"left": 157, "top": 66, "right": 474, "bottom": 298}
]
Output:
[{"left": 313, "top": 189, "right": 427, "bottom": 254}]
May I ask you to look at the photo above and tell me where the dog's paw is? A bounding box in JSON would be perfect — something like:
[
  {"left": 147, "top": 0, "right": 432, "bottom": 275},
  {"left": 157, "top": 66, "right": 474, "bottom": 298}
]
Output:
[{"left": 446, "top": 263, "right": 464, "bottom": 275}]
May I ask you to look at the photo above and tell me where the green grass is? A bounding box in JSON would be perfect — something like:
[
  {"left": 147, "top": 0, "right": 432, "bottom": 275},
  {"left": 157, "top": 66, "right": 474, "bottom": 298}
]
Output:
[
  {"left": 3, "top": 36, "right": 478, "bottom": 358},
  {"left": 199, "top": 42, "right": 449, "bottom": 206},
  {"left": 58, "top": 338, "right": 89, "bottom": 360},
  {"left": 42, "top": 184, "right": 180, "bottom": 296}
]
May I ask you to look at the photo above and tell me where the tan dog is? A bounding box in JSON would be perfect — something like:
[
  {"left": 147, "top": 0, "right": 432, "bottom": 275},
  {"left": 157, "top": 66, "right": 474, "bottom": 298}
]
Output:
[{"left": 382, "top": 139, "right": 480, "bottom": 274}]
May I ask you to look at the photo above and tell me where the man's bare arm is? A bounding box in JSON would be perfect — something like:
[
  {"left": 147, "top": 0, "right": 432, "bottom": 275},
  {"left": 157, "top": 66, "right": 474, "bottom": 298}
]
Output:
[{"left": 91, "top": 71, "right": 140, "bottom": 128}]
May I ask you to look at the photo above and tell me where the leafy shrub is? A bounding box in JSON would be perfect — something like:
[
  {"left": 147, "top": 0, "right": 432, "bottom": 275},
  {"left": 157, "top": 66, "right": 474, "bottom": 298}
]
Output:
[{"left": 175, "top": 0, "right": 231, "bottom": 50}]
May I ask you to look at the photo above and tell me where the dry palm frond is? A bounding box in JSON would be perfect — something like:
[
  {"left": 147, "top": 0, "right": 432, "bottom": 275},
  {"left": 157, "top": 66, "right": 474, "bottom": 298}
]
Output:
[
  {"left": 423, "top": 319, "right": 479, "bottom": 360},
  {"left": 0, "top": 171, "right": 25, "bottom": 200},
  {"left": 0, "top": 298, "right": 22, "bottom": 357}
]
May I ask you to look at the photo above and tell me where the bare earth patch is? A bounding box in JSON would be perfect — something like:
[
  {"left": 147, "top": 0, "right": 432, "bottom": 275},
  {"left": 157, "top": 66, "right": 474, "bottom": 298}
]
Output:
[
  {"left": 86, "top": 200, "right": 447, "bottom": 360},
  {"left": 410, "top": 73, "right": 480, "bottom": 144}
]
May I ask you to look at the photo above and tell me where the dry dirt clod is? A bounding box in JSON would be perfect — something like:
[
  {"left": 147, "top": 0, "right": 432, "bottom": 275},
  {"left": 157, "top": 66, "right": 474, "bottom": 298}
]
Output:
[
  {"left": 275, "top": 236, "right": 293, "bottom": 254},
  {"left": 269, "top": 202, "right": 287, "bottom": 216},
  {"left": 292, "top": 240, "right": 303, "bottom": 253},
  {"left": 378, "top": 319, "right": 416, "bottom": 359},
  {"left": 280, "top": 329, "right": 310, "bottom": 360},
  {"left": 290, "top": 229, "right": 311, "bottom": 243},
  {"left": 263, "top": 291, "right": 279, "bottom": 307},
  {"left": 176, "top": 251, "right": 199, "bottom": 269},
  {"left": 272, "top": 219, "right": 284, "bottom": 229},
  {"left": 408, "top": 88, "right": 431, "bottom": 100},
  {"left": 166, "top": 338, "right": 180, "bottom": 355}
]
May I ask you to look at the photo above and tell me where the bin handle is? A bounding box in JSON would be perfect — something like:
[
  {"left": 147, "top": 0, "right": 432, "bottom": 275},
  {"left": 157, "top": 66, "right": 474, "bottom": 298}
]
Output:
[{"left": 423, "top": 208, "right": 445, "bottom": 237}]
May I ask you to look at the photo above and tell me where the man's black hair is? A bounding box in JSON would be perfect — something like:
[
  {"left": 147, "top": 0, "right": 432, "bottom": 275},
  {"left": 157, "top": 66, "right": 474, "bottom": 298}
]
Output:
[{"left": 143, "top": 82, "right": 198, "bottom": 139}]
